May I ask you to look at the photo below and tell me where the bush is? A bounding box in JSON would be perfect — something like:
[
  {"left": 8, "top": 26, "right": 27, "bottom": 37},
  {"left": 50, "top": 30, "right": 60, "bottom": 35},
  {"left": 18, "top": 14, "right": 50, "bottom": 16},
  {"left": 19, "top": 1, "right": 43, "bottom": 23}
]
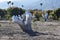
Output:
[{"left": 54, "top": 8, "right": 60, "bottom": 20}]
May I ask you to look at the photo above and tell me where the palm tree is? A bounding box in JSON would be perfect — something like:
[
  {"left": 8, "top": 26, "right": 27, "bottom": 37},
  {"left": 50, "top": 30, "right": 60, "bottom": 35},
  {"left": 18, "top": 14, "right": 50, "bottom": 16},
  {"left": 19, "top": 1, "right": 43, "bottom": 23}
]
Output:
[
  {"left": 7, "top": 1, "right": 14, "bottom": 7},
  {"left": 7, "top": 1, "right": 11, "bottom": 5},
  {"left": 40, "top": 3, "right": 43, "bottom": 6},
  {"left": 40, "top": 3, "right": 44, "bottom": 18},
  {"left": 21, "top": 5, "right": 24, "bottom": 9},
  {"left": 11, "top": 2, "right": 14, "bottom": 6},
  {"left": 7, "top": 1, "right": 11, "bottom": 7},
  {"left": 40, "top": 3, "right": 43, "bottom": 11},
  {"left": 21, "top": 5, "right": 24, "bottom": 7}
]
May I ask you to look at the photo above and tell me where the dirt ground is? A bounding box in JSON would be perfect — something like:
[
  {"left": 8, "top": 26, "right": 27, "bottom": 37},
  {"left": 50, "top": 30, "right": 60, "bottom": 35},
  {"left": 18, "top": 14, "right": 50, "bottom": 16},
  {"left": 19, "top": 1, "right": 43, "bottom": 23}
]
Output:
[{"left": 0, "top": 21, "right": 60, "bottom": 40}]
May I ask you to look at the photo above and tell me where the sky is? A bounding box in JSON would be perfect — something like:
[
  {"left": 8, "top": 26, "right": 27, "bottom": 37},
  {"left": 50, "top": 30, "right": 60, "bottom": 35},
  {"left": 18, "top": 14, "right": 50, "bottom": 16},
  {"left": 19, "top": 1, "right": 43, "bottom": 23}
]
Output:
[
  {"left": 0, "top": 0, "right": 60, "bottom": 10},
  {"left": 0, "top": 0, "right": 21, "bottom": 2}
]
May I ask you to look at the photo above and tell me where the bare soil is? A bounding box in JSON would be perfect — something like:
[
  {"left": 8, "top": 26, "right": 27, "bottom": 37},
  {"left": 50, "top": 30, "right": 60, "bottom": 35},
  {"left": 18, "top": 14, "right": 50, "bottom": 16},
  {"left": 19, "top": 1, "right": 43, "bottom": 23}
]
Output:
[{"left": 0, "top": 21, "right": 60, "bottom": 40}]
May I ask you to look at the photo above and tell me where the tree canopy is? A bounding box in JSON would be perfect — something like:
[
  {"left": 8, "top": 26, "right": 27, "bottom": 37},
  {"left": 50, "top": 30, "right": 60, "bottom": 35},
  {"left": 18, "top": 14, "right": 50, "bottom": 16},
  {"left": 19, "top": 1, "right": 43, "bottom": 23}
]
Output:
[{"left": 7, "top": 7, "right": 25, "bottom": 16}]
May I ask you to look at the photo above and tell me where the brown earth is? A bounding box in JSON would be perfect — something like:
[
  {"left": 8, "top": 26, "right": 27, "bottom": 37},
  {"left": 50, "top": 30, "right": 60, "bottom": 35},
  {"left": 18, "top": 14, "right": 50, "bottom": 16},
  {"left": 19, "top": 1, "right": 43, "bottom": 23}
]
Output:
[{"left": 0, "top": 21, "right": 60, "bottom": 40}]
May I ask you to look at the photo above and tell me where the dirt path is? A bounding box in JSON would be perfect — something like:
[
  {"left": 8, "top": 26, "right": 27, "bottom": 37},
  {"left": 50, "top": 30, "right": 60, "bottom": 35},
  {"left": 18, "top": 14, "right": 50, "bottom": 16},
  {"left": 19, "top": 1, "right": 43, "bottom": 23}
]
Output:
[{"left": 0, "top": 21, "right": 60, "bottom": 40}]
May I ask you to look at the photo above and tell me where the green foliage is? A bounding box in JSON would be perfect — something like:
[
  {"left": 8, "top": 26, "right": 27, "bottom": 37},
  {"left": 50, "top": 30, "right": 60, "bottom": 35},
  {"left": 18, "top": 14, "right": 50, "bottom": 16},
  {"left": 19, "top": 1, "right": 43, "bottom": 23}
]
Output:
[
  {"left": 0, "top": 9, "right": 7, "bottom": 19},
  {"left": 32, "top": 18, "right": 37, "bottom": 22},
  {"left": 7, "top": 7, "right": 25, "bottom": 16},
  {"left": 0, "top": 7, "right": 60, "bottom": 21},
  {"left": 0, "top": 7, "right": 25, "bottom": 20},
  {"left": 49, "top": 10, "right": 55, "bottom": 19},
  {"left": 54, "top": 8, "right": 60, "bottom": 20},
  {"left": 5, "top": 13, "right": 11, "bottom": 20}
]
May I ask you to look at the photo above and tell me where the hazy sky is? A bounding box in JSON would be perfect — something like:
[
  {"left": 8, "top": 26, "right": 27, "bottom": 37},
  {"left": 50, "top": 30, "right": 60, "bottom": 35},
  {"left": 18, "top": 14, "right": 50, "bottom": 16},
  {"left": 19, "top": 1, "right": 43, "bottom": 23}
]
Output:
[
  {"left": 0, "top": 0, "right": 39, "bottom": 3},
  {"left": 0, "top": 0, "right": 60, "bottom": 10}
]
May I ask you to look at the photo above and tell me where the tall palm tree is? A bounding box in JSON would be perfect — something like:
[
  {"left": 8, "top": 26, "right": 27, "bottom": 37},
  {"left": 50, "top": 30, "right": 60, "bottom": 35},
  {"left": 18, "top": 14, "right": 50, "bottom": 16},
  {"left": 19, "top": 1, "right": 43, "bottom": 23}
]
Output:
[
  {"left": 7, "top": 1, "right": 11, "bottom": 5},
  {"left": 21, "top": 5, "right": 24, "bottom": 7},
  {"left": 40, "top": 3, "right": 44, "bottom": 18},
  {"left": 40, "top": 3, "right": 43, "bottom": 6},
  {"left": 7, "top": 1, "right": 14, "bottom": 7},
  {"left": 21, "top": 5, "right": 24, "bottom": 9},
  {"left": 7, "top": 1, "right": 11, "bottom": 7},
  {"left": 11, "top": 2, "right": 14, "bottom": 6},
  {"left": 40, "top": 3, "right": 43, "bottom": 11}
]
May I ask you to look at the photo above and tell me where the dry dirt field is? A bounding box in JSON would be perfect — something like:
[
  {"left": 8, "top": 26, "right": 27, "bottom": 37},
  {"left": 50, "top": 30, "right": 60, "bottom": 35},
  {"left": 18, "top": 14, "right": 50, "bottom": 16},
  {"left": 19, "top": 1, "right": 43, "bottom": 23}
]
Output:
[{"left": 0, "top": 21, "right": 60, "bottom": 40}]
